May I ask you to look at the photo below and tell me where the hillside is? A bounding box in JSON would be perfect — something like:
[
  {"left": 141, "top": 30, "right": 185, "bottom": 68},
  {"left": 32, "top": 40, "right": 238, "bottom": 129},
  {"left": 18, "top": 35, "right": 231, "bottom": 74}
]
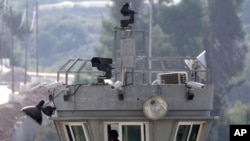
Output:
[{"left": 35, "top": 3, "right": 109, "bottom": 71}]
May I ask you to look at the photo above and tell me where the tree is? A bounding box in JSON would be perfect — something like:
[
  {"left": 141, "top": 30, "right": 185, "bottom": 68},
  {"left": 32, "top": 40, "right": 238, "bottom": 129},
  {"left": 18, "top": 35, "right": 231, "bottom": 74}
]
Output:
[
  {"left": 39, "top": 15, "right": 86, "bottom": 54},
  {"left": 154, "top": 0, "right": 205, "bottom": 56},
  {"left": 227, "top": 101, "right": 250, "bottom": 124},
  {"left": 151, "top": 24, "right": 175, "bottom": 56},
  {"left": 207, "top": 0, "right": 247, "bottom": 85},
  {"left": 205, "top": 0, "right": 248, "bottom": 140},
  {"left": 4, "top": 9, "right": 30, "bottom": 40},
  {"left": 0, "top": 7, "right": 31, "bottom": 68}
]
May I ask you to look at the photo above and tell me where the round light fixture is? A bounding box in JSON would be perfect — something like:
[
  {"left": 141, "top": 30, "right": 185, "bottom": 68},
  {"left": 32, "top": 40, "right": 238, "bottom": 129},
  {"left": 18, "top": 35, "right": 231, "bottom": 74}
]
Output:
[
  {"left": 21, "top": 100, "right": 44, "bottom": 125},
  {"left": 21, "top": 100, "right": 56, "bottom": 125},
  {"left": 143, "top": 95, "right": 168, "bottom": 120}
]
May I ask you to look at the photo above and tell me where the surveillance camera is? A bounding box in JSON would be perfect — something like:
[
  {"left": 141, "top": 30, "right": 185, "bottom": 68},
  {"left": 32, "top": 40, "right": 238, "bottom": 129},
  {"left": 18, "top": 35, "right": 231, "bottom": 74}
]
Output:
[
  {"left": 186, "top": 81, "right": 205, "bottom": 90},
  {"left": 30, "top": 83, "right": 46, "bottom": 93},
  {"left": 44, "top": 82, "right": 63, "bottom": 90},
  {"left": 110, "top": 81, "right": 123, "bottom": 90},
  {"left": 104, "top": 79, "right": 113, "bottom": 85},
  {"left": 91, "top": 57, "right": 113, "bottom": 79},
  {"left": 120, "top": 3, "right": 130, "bottom": 16},
  {"left": 104, "top": 79, "right": 123, "bottom": 90},
  {"left": 120, "top": 3, "right": 136, "bottom": 28}
]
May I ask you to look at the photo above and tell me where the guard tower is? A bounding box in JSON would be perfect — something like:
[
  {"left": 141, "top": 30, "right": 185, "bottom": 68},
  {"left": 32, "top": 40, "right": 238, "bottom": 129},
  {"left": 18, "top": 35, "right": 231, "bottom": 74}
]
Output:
[{"left": 21, "top": 3, "right": 215, "bottom": 141}]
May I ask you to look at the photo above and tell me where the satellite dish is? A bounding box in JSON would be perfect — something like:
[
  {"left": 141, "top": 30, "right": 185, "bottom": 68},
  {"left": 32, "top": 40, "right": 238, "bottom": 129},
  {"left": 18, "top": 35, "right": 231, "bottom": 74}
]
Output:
[
  {"left": 143, "top": 95, "right": 168, "bottom": 120},
  {"left": 184, "top": 50, "right": 207, "bottom": 80},
  {"left": 197, "top": 50, "right": 206, "bottom": 67}
]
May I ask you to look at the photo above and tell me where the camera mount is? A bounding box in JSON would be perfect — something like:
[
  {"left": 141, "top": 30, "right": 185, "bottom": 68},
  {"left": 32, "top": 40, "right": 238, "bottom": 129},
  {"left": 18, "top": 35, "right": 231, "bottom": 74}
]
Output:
[
  {"left": 91, "top": 57, "right": 113, "bottom": 83},
  {"left": 120, "top": 3, "right": 136, "bottom": 28}
]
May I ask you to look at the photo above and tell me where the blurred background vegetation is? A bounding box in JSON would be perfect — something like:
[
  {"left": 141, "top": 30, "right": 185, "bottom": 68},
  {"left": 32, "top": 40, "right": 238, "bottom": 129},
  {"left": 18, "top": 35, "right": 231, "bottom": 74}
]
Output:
[{"left": 1, "top": 0, "right": 250, "bottom": 140}]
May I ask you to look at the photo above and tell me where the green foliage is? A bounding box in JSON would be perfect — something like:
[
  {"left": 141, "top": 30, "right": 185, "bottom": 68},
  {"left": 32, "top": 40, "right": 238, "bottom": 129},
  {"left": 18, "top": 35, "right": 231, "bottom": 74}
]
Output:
[
  {"left": 227, "top": 101, "right": 250, "bottom": 124},
  {"left": 209, "top": 0, "right": 243, "bottom": 41},
  {"left": 154, "top": 0, "right": 205, "bottom": 56},
  {"left": 36, "top": 7, "right": 104, "bottom": 70},
  {"left": 208, "top": 0, "right": 247, "bottom": 82},
  {"left": 73, "top": 75, "right": 96, "bottom": 84},
  {"left": 95, "top": 19, "right": 114, "bottom": 57},
  {"left": 206, "top": 2, "right": 248, "bottom": 140},
  {"left": 39, "top": 31, "right": 57, "bottom": 56},
  {"left": 206, "top": 5, "right": 247, "bottom": 141},
  {"left": 72, "top": 63, "right": 97, "bottom": 84},
  {"left": 245, "top": 49, "right": 250, "bottom": 86},
  {"left": 39, "top": 15, "right": 86, "bottom": 56},
  {"left": 4, "top": 9, "right": 30, "bottom": 40},
  {"left": 151, "top": 24, "right": 175, "bottom": 56},
  {"left": 243, "top": 0, "right": 250, "bottom": 24}
]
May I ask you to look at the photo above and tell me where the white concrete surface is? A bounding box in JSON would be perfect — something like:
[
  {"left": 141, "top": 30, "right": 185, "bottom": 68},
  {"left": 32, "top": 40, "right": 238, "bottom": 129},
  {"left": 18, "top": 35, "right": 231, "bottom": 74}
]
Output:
[{"left": 0, "top": 85, "right": 11, "bottom": 105}]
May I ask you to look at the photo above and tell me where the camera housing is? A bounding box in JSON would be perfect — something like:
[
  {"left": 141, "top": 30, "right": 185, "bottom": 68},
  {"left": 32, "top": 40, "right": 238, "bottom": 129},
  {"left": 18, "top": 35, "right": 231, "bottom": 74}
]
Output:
[
  {"left": 44, "top": 82, "right": 63, "bottom": 90},
  {"left": 110, "top": 81, "right": 122, "bottom": 90},
  {"left": 91, "top": 57, "right": 113, "bottom": 79},
  {"left": 120, "top": 3, "right": 136, "bottom": 28},
  {"left": 104, "top": 79, "right": 123, "bottom": 90},
  {"left": 186, "top": 81, "right": 205, "bottom": 90}
]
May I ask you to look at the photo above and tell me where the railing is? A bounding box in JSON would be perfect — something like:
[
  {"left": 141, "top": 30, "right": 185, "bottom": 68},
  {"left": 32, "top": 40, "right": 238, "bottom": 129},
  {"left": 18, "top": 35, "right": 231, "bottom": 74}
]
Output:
[{"left": 57, "top": 56, "right": 210, "bottom": 85}]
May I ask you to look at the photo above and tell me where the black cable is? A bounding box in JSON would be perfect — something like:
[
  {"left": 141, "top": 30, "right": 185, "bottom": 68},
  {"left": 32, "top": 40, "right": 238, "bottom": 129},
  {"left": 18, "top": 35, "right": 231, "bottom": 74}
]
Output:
[
  {"left": 70, "top": 84, "right": 83, "bottom": 96},
  {"left": 129, "top": 31, "right": 133, "bottom": 38},
  {"left": 157, "top": 85, "right": 162, "bottom": 95}
]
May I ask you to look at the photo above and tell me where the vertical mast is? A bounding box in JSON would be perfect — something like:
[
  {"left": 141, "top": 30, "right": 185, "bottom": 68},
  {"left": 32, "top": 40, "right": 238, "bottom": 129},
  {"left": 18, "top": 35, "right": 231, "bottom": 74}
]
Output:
[
  {"left": 36, "top": 1, "right": 39, "bottom": 76},
  {"left": 10, "top": 6, "right": 14, "bottom": 93},
  {"left": 148, "top": 0, "right": 153, "bottom": 83},
  {"left": 24, "top": 2, "right": 28, "bottom": 84}
]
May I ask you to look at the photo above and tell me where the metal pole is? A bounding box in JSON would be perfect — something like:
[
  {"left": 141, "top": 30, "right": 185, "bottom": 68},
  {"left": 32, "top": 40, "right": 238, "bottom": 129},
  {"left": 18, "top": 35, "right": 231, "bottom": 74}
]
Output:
[
  {"left": 36, "top": 0, "right": 39, "bottom": 76},
  {"left": 1, "top": 10, "right": 4, "bottom": 73},
  {"left": 148, "top": 0, "right": 152, "bottom": 83},
  {"left": 142, "top": 31, "right": 145, "bottom": 84},
  {"left": 24, "top": 2, "right": 28, "bottom": 84},
  {"left": 10, "top": 6, "right": 14, "bottom": 94},
  {"left": 114, "top": 30, "right": 117, "bottom": 81},
  {"left": 0, "top": 26, "right": 3, "bottom": 73},
  {"left": 1, "top": 8, "right": 6, "bottom": 73},
  {"left": 0, "top": 11, "right": 2, "bottom": 73}
]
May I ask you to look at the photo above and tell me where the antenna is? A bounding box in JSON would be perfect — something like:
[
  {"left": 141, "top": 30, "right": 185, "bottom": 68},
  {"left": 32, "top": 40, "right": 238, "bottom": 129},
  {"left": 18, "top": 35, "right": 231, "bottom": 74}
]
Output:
[
  {"left": 184, "top": 50, "right": 207, "bottom": 81},
  {"left": 197, "top": 50, "right": 206, "bottom": 68}
]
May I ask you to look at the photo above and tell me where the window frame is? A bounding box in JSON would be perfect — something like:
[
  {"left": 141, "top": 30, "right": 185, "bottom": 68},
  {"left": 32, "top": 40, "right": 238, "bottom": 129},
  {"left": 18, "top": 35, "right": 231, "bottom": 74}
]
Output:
[
  {"left": 173, "top": 121, "right": 206, "bottom": 141},
  {"left": 104, "top": 122, "right": 149, "bottom": 141},
  {"left": 62, "top": 122, "right": 90, "bottom": 141}
]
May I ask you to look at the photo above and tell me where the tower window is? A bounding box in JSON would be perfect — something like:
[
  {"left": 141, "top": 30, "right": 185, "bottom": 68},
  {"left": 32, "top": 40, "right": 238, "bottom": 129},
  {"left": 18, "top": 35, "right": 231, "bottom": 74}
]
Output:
[
  {"left": 104, "top": 122, "right": 149, "bottom": 141},
  {"left": 174, "top": 122, "right": 205, "bottom": 141},
  {"left": 63, "top": 122, "right": 90, "bottom": 141}
]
